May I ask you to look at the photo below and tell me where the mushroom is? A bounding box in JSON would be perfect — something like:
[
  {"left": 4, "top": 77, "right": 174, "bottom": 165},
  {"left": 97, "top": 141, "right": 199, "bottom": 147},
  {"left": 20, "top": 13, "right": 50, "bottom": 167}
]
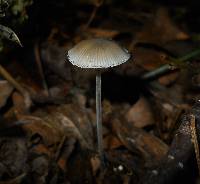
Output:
[{"left": 67, "top": 38, "right": 130, "bottom": 165}]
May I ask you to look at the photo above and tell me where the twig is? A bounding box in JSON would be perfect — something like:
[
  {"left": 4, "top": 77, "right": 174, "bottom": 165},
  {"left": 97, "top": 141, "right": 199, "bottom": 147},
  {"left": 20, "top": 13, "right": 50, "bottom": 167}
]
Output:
[
  {"left": 34, "top": 42, "right": 49, "bottom": 96},
  {"left": 142, "top": 64, "right": 176, "bottom": 80},
  {"left": 0, "top": 64, "right": 31, "bottom": 109},
  {"left": 174, "top": 49, "right": 200, "bottom": 63},
  {"left": 190, "top": 114, "right": 200, "bottom": 176},
  {"left": 84, "top": 0, "right": 104, "bottom": 29},
  {"left": 85, "top": 6, "right": 98, "bottom": 29},
  {"left": 142, "top": 48, "right": 200, "bottom": 81},
  {"left": 55, "top": 134, "right": 67, "bottom": 161}
]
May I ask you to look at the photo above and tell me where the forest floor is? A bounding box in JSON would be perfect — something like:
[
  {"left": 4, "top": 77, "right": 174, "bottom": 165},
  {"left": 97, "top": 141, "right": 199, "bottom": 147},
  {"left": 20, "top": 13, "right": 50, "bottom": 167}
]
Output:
[{"left": 0, "top": 0, "right": 200, "bottom": 183}]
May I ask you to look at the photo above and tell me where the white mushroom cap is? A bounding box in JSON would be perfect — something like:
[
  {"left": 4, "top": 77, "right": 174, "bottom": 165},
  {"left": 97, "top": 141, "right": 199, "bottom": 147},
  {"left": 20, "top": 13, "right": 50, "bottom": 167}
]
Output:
[{"left": 67, "top": 38, "right": 130, "bottom": 69}]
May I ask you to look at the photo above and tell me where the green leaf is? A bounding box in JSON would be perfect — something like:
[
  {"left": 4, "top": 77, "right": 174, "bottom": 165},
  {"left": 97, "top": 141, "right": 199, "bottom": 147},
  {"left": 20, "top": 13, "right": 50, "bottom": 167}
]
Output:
[{"left": 0, "top": 24, "right": 22, "bottom": 46}]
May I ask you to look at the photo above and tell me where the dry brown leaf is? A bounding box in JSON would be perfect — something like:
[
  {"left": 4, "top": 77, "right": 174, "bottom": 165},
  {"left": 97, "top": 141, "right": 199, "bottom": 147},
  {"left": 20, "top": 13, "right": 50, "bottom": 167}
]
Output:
[
  {"left": 12, "top": 92, "right": 29, "bottom": 118},
  {"left": 16, "top": 102, "right": 95, "bottom": 153},
  {"left": 135, "top": 7, "right": 189, "bottom": 45},
  {"left": 158, "top": 70, "right": 179, "bottom": 86},
  {"left": 47, "top": 112, "right": 90, "bottom": 148},
  {"left": 20, "top": 115, "right": 62, "bottom": 147},
  {"left": 103, "top": 134, "right": 123, "bottom": 150},
  {"left": 31, "top": 144, "right": 52, "bottom": 157},
  {"left": 0, "top": 80, "right": 13, "bottom": 109},
  {"left": 125, "top": 96, "right": 155, "bottom": 128},
  {"left": 86, "top": 28, "right": 119, "bottom": 38},
  {"left": 153, "top": 97, "right": 184, "bottom": 141},
  {"left": 52, "top": 104, "right": 96, "bottom": 149},
  {"left": 58, "top": 158, "right": 66, "bottom": 171},
  {"left": 90, "top": 155, "right": 101, "bottom": 176},
  {"left": 134, "top": 47, "right": 168, "bottom": 70},
  {"left": 112, "top": 118, "right": 168, "bottom": 163}
]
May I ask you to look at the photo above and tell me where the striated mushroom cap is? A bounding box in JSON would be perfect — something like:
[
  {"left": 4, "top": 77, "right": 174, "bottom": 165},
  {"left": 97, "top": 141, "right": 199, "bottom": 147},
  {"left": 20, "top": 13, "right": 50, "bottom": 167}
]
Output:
[{"left": 67, "top": 38, "right": 130, "bottom": 69}]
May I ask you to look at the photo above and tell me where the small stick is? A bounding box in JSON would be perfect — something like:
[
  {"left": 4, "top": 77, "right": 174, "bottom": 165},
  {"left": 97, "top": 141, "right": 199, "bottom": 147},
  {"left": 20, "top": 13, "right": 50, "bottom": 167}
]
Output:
[
  {"left": 96, "top": 72, "right": 104, "bottom": 165},
  {"left": 84, "top": 0, "right": 104, "bottom": 29},
  {"left": 190, "top": 114, "right": 200, "bottom": 176},
  {"left": 85, "top": 6, "right": 98, "bottom": 29},
  {"left": 142, "top": 64, "right": 176, "bottom": 80},
  {"left": 34, "top": 42, "right": 49, "bottom": 96},
  {"left": 0, "top": 64, "right": 31, "bottom": 108},
  {"left": 55, "top": 134, "right": 67, "bottom": 161},
  {"left": 142, "top": 48, "right": 200, "bottom": 81}
]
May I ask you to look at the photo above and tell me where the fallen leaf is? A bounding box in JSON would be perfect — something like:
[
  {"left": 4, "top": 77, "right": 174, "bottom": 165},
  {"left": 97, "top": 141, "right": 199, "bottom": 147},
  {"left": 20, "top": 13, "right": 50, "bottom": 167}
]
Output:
[
  {"left": 133, "top": 46, "right": 168, "bottom": 70},
  {"left": 52, "top": 104, "right": 96, "bottom": 149},
  {"left": 0, "top": 80, "right": 13, "bottom": 109},
  {"left": 90, "top": 155, "right": 101, "bottom": 176},
  {"left": 12, "top": 92, "right": 29, "bottom": 118},
  {"left": 112, "top": 118, "right": 169, "bottom": 164},
  {"left": 31, "top": 144, "right": 52, "bottom": 157},
  {"left": 0, "top": 25, "right": 22, "bottom": 46},
  {"left": 125, "top": 96, "right": 155, "bottom": 128},
  {"left": 135, "top": 7, "right": 189, "bottom": 45},
  {"left": 153, "top": 99, "right": 184, "bottom": 141},
  {"left": 19, "top": 115, "right": 62, "bottom": 147},
  {"left": 104, "top": 134, "right": 123, "bottom": 150},
  {"left": 86, "top": 27, "right": 119, "bottom": 38},
  {"left": 158, "top": 70, "right": 179, "bottom": 86}
]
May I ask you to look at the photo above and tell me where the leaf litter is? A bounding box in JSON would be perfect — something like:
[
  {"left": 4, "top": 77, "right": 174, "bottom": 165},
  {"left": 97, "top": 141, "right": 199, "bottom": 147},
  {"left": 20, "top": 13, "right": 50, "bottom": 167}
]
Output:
[{"left": 0, "top": 1, "right": 200, "bottom": 184}]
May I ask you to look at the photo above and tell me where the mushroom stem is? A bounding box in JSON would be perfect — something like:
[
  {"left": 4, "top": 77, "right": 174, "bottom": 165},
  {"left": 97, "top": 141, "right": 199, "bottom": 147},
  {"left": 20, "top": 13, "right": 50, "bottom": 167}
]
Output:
[{"left": 96, "top": 72, "right": 104, "bottom": 163}]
